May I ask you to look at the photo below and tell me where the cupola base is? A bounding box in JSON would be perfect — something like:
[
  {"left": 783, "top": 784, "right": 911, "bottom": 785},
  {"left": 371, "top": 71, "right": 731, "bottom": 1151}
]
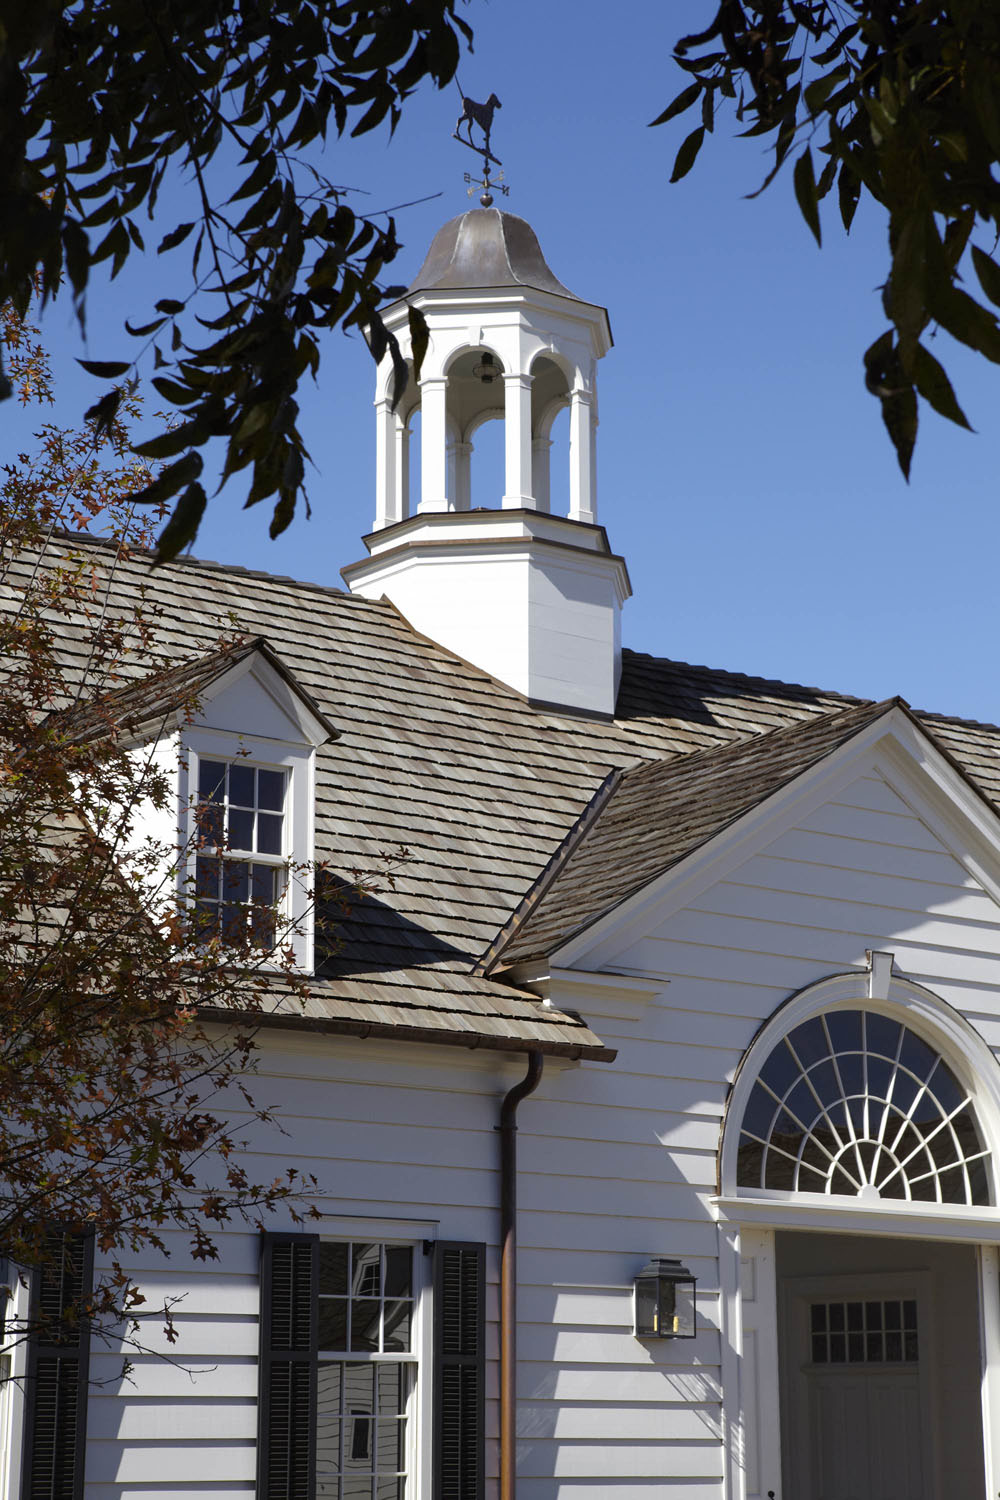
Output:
[{"left": 342, "top": 510, "right": 631, "bottom": 719}]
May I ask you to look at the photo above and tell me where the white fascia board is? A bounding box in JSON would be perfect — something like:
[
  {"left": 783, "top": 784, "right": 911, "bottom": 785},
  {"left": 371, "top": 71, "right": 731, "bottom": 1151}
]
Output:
[{"left": 551, "top": 704, "right": 1000, "bottom": 971}]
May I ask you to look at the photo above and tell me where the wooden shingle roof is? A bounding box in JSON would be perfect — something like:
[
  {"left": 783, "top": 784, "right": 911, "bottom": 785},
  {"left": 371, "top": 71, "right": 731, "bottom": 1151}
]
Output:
[{"left": 17, "top": 532, "right": 1000, "bottom": 1060}]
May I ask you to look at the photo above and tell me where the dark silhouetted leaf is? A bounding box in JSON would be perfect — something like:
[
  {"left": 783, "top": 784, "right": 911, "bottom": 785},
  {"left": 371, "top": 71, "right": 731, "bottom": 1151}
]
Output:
[
  {"left": 84, "top": 389, "right": 122, "bottom": 439},
  {"left": 155, "top": 482, "right": 208, "bottom": 563},
  {"left": 972, "top": 245, "right": 1000, "bottom": 310},
  {"left": 912, "top": 343, "right": 972, "bottom": 430},
  {"left": 650, "top": 83, "right": 701, "bottom": 127},
  {"left": 670, "top": 126, "right": 705, "bottom": 183},
  {"left": 157, "top": 223, "right": 195, "bottom": 254},
  {"left": 77, "top": 359, "right": 131, "bottom": 378},
  {"left": 793, "top": 147, "right": 821, "bottom": 246},
  {"left": 408, "top": 304, "right": 429, "bottom": 387}
]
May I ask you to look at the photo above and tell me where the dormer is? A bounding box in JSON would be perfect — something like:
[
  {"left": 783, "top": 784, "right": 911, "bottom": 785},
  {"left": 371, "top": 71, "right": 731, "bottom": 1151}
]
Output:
[
  {"left": 62, "top": 638, "right": 336, "bottom": 971},
  {"left": 343, "top": 209, "right": 630, "bottom": 719}
]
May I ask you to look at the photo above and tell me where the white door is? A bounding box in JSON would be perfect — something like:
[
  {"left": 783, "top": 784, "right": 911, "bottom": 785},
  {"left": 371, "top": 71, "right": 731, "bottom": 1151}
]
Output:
[{"left": 781, "top": 1273, "right": 935, "bottom": 1500}]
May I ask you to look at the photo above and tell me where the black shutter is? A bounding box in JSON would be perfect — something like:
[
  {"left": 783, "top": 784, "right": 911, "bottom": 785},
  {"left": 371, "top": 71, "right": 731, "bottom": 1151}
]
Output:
[
  {"left": 433, "top": 1241, "right": 486, "bottom": 1500},
  {"left": 22, "top": 1229, "right": 94, "bottom": 1500},
  {"left": 257, "top": 1233, "right": 318, "bottom": 1500}
]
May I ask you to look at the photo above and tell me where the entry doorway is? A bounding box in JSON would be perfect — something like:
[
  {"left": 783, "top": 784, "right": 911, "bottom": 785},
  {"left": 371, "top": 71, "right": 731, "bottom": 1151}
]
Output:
[{"left": 775, "top": 1232, "right": 986, "bottom": 1500}]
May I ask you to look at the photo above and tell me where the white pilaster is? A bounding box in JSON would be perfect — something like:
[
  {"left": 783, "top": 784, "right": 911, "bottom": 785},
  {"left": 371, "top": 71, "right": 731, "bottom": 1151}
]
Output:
[
  {"left": 418, "top": 378, "right": 449, "bottom": 513},
  {"left": 374, "top": 398, "right": 398, "bottom": 529},
  {"left": 502, "top": 373, "right": 534, "bottom": 510},
  {"left": 568, "top": 387, "right": 596, "bottom": 525},
  {"left": 395, "top": 419, "right": 410, "bottom": 522},
  {"left": 531, "top": 437, "right": 552, "bottom": 514}
]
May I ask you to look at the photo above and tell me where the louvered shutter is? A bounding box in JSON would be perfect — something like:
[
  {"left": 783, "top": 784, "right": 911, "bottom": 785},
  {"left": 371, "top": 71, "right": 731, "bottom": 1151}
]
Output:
[
  {"left": 433, "top": 1241, "right": 485, "bottom": 1500},
  {"left": 22, "top": 1229, "right": 94, "bottom": 1500},
  {"left": 257, "top": 1233, "right": 318, "bottom": 1500}
]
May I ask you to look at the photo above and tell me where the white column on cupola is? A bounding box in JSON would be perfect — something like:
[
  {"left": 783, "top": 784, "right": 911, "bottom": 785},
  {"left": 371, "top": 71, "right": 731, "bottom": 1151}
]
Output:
[
  {"left": 374, "top": 398, "right": 398, "bottom": 529},
  {"left": 531, "top": 436, "right": 552, "bottom": 513},
  {"left": 568, "top": 384, "right": 596, "bottom": 526},
  {"left": 395, "top": 418, "right": 410, "bottom": 520},
  {"left": 418, "top": 376, "right": 449, "bottom": 512},
  {"left": 449, "top": 440, "right": 473, "bottom": 510},
  {"left": 502, "top": 371, "right": 534, "bottom": 509}
]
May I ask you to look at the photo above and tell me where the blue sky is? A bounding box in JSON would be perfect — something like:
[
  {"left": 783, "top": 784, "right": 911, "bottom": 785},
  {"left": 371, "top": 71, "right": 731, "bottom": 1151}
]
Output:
[{"left": 9, "top": 1, "right": 1000, "bottom": 723}]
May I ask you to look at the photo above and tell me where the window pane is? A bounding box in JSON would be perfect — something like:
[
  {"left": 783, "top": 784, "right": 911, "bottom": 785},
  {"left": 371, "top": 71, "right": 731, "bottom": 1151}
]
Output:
[
  {"left": 318, "top": 1363, "right": 343, "bottom": 1415},
  {"left": 316, "top": 1418, "right": 341, "bottom": 1474},
  {"left": 384, "top": 1248, "right": 412, "bottom": 1298},
  {"left": 320, "top": 1244, "right": 349, "bottom": 1297},
  {"left": 258, "top": 768, "right": 284, "bottom": 811},
  {"left": 251, "top": 863, "right": 277, "bottom": 904},
  {"left": 344, "top": 1364, "right": 374, "bottom": 1411},
  {"left": 195, "top": 856, "right": 219, "bottom": 899},
  {"left": 199, "top": 760, "right": 226, "bottom": 801},
  {"left": 376, "top": 1480, "right": 402, "bottom": 1500},
  {"left": 228, "top": 807, "right": 254, "bottom": 850},
  {"left": 221, "top": 903, "right": 244, "bottom": 943},
  {"left": 196, "top": 801, "right": 223, "bottom": 847},
  {"left": 351, "top": 1300, "right": 381, "bottom": 1352},
  {"left": 229, "top": 764, "right": 255, "bottom": 806},
  {"left": 222, "top": 860, "right": 250, "bottom": 902},
  {"left": 318, "top": 1299, "right": 349, "bottom": 1350},
  {"left": 343, "top": 1476, "right": 374, "bottom": 1499},
  {"left": 257, "top": 813, "right": 283, "bottom": 855},
  {"left": 352, "top": 1244, "right": 381, "bottom": 1298},
  {"left": 193, "top": 901, "right": 218, "bottom": 937},
  {"left": 376, "top": 1366, "right": 401, "bottom": 1415},
  {"left": 382, "top": 1301, "right": 410, "bottom": 1353}
]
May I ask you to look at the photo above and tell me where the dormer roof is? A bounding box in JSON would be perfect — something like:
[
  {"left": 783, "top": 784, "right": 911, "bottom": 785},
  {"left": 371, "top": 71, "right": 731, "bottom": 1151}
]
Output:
[{"left": 54, "top": 636, "right": 338, "bottom": 747}]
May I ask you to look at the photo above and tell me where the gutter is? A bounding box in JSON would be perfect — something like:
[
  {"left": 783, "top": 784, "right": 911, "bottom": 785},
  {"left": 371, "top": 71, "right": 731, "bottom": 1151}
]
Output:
[{"left": 498, "top": 1051, "right": 544, "bottom": 1500}]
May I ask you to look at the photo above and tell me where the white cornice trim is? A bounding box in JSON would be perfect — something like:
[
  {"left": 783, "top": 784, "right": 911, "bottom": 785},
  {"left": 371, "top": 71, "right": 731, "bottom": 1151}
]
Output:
[{"left": 713, "top": 1193, "right": 1000, "bottom": 1244}]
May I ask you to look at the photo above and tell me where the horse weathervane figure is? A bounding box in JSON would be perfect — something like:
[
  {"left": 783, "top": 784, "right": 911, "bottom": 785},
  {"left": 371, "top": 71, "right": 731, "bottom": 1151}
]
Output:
[{"left": 452, "top": 88, "right": 509, "bottom": 207}]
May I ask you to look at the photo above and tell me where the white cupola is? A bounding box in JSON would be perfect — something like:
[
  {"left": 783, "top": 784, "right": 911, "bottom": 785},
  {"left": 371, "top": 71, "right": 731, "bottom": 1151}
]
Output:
[{"left": 342, "top": 208, "right": 630, "bottom": 717}]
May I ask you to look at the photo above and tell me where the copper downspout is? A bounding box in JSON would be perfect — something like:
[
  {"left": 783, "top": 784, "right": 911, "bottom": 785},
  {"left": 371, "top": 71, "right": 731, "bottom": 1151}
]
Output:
[{"left": 499, "top": 1051, "right": 544, "bottom": 1500}]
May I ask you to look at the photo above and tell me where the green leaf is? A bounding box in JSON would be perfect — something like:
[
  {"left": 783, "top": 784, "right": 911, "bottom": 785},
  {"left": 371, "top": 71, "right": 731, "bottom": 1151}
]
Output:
[
  {"left": 890, "top": 211, "right": 931, "bottom": 365},
  {"left": 793, "top": 147, "right": 821, "bottom": 246},
  {"left": 670, "top": 126, "right": 705, "bottom": 184},
  {"left": 77, "top": 358, "right": 131, "bottom": 377},
  {"left": 649, "top": 83, "right": 701, "bottom": 128},
  {"left": 971, "top": 245, "right": 1000, "bottom": 310},
  {"left": 407, "top": 304, "right": 429, "bottom": 388},
  {"left": 911, "top": 343, "right": 972, "bottom": 430},
  {"left": 155, "top": 482, "right": 208, "bottom": 563},
  {"left": 157, "top": 222, "right": 195, "bottom": 254},
  {"left": 838, "top": 161, "right": 861, "bottom": 233}
]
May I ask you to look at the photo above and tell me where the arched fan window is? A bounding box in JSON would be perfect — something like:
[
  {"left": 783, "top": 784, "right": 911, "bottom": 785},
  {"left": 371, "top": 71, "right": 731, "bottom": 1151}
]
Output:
[{"left": 736, "top": 1009, "right": 992, "bottom": 1205}]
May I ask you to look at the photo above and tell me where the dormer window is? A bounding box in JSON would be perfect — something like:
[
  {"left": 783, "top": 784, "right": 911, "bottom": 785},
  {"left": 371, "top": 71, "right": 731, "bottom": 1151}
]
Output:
[{"left": 193, "top": 760, "right": 288, "bottom": 950}]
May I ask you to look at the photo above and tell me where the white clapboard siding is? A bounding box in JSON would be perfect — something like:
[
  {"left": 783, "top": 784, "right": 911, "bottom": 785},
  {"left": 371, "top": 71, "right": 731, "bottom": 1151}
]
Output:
[
  {"left": 519, "top": 1364, "right": 724, "bottom": 1404},
  {"left": 517, "top": 1402, "right": 723, "bottom": 1442},
  {"left": 88, "top": 1399, "right": 257, "bottom": 1442},
  {"left": 520, "top": 1438, "right": 724, "bottom": 1479}
]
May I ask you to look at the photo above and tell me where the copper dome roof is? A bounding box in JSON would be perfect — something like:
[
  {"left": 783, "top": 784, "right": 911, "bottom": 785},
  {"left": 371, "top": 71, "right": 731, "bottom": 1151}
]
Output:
[{"left": 407, "top": 208, "right": 582, "bottom": 300}]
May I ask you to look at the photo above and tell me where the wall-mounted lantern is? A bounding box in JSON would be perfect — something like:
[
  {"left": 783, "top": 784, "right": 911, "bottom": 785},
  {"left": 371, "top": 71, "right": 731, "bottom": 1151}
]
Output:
[{"left": 634, "top": 1257, "right": 697, "bottom": 1339}]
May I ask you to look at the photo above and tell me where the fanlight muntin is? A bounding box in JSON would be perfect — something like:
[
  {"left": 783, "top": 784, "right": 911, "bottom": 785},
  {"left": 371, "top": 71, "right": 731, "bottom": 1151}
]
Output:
[{"left": 721, "top": 972, "right": 1000, "bottom": 1213}]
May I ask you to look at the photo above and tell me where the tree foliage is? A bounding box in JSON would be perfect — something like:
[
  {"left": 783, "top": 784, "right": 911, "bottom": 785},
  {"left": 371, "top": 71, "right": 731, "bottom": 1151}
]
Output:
[
  {"left": 0, "top": 303, "right": 364, "bottom": 1346},
  {"left": 656, "top": 1, "right": 1000, "bottom": 476},
  {"left": 0, "top": 0, "right": 471, "bottom": 557}
]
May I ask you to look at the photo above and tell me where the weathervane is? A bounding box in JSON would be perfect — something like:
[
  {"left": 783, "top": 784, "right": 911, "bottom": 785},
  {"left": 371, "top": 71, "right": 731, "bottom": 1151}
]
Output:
[{"left": 453, "top": 89, "right": 510, "bottom": 207}]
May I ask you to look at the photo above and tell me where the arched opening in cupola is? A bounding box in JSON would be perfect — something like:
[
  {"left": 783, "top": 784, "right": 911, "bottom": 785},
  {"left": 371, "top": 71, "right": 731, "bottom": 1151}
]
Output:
[{"left": 443, "top": 346, "right": 506, "bottom": 510}]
